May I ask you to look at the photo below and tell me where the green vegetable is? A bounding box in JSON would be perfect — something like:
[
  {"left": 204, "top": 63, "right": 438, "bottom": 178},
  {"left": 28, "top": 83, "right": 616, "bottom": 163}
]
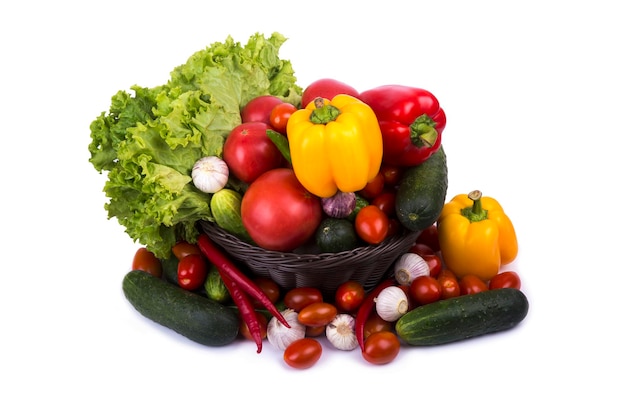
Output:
[
  {"left": 315, "top": 218, "right": 359, "bottom": 253},
  {"left": 122, "top": 270, "right": 239, "bottom": 346},
  {"left": 204, "top": 264, "right": 231, "bottom": 304},
  {"left": 88, "top": 33, "right": 302, "bottom": 258},
  {"left": 210, "top": 188, "right": 252, "bottom": 242},
  {"left": 395, "top": 288, "right": 529, "bottom": 346},
  {"left": 395, "top": 146, "right": 448, "bottom": 232}
]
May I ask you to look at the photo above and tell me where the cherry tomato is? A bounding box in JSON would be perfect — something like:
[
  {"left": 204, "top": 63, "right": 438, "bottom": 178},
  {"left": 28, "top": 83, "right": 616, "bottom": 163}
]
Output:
[
  {"left": 489, "top": 271, "right": 522, "bottom": 290},
  {"left": 334, "top": 281, "right": 366, "bottom": 313},
  {"left": 355, "top": 205, "right": 390, "bottom": 245},
  {"left": 363, "top": 312, "right": 393, "bottom": 339},
  {"left": 372, "top": 191, "right": 396, "bottom": 217},
  {"left": 409, "top": 276, "right": 442, "bottom": 305},
  {"left": 459, "top": 274, "right": 489, "bottom": 295},
  {"left": 386, "top": 218, "right": 401, "bottom": 239},
  {"left": 305, "top": 325, "right": 326, "bottom": 337},
  {"left": 422, "top": 254, "right": 442, "bottom": 277},
  {"left": 379, "top": 164, "right": 402, "bottom": 187},
  {"left": 132, "top": 247, "right": 162, "bottom": 278},
  {"left": 251, "top": 277, "right": 281, "bottom": 309},
  {"left": 358, "top": 172, "right": 385, "bottom": 200},
  {"left": 283, "top": 287, "right": 324, "bottom": 312},
  {"left": 269, "top": 102, "right": 297, "bottom": 134},
  {"left": 239, "top": 311, "right": 268, "bottom": 342},
  {"left": 415, "top": 224, "right": 440, "bottom": 252},
  {"left": 437, "top": 269, "right": 461, "bottom": 300},
  {"left": 177, "top": 254, "right": 207, "bottom": 291},
  {"left": 171, "top": 241, "right": 202, "bottom": 260},
  {"left": 362, "top": 331, "right": 401, "bottom": 365},
  {"left": 241, "top": 95, "right": 284, "bottom": 125},
  {"left": 297, "top": 302, "right": 338, "bottom": 327},
  {"left": 283, "top": 338, "right": 323, "bottom": 369}
]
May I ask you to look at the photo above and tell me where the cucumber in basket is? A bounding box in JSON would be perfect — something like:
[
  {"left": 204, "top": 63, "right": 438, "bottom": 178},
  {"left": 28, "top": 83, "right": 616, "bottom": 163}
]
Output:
[
  {"left": 210, "top": 188, "right": 253, "bottom": 243},
  {"left": 395, "top": 146, "right": 448, "bottom": 232}
]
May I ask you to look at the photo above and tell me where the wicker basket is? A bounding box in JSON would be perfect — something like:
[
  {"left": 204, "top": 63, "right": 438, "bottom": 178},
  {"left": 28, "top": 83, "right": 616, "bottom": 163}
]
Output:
[{"left": 199, "top": 220, "right": 420, "bottom": 296}]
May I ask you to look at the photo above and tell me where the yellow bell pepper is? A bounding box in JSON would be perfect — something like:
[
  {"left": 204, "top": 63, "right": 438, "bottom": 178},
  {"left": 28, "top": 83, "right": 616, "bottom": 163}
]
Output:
[
  {"left": 437, "top": 190, "right": 518, "bottom": 281},
  {"left": 286, "top": 94, "right": 383, "bottom": 198}
]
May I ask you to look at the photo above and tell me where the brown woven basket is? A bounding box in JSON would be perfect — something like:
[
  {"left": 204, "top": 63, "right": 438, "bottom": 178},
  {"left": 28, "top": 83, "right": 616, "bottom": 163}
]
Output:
[{"left": 199, "top": 220, "right": 420, "bottom": 296}]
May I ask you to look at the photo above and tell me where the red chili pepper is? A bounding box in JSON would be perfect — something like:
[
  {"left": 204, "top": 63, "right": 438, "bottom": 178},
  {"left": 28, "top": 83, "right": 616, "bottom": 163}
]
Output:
[
  {"left": 218, "top": 268, "right": 263, "bottom": 353},
  {"left": 355, "top": 278, "right": 396, "bottom": 351},
  {"left": 197, "top": 234, "right": 290, "bottom": 328},
  {"left": 359, "top": 85, "right": 446, "bottom": 167}
]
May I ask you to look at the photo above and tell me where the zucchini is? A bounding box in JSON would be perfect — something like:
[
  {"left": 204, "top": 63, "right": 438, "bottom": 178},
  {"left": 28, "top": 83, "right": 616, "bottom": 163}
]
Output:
[
  {"left": 315, "top": 218, "right": 360, "bottom": 253},
  {"left": 122, "top": 270, "right": 239, "bottom": 347},
  {"left": 395, "top": 288, "right": 529, "bottom": 346},
  {"left": 395, "top": 146, "right": 448, "bottom": 231}
]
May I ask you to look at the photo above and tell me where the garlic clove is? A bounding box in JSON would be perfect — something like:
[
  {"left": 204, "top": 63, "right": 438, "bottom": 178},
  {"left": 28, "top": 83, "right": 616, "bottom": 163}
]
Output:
[
  {"left": 267, "top": 308, "right": 306, "bottom": 351},
  {"left": 394, "top": 253, "right": 430, "bottom": 286},
  {"left": 192, "top": 155, "right": 229, "bottom": 193},
  {"left": 326, "top": 313, "right": 359, "bottom": 351},
  {"left": 375, "top": 286, "right": 409, "bottom": 322}
]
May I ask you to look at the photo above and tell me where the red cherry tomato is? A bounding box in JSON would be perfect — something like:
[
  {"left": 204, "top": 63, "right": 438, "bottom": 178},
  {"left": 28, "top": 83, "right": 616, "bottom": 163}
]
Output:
[
  {"left": 171, "top": 241, "right": 202, "bottom": 260},
  {"left": 132, "top": 247, "right": 162, "bottom": 278},
  {"left": 358, "top": 172, "right": 385, "bottom": 200},
  {"left": 489, "top": 271, "right": 522, "bottom": 290},
  {"left": 239, "top": 311, "right": 268, "bottom": 342},
  {"left": 297, "top": 302, "right": 338, "bottom": 327},
  {"left": 415, "top": 224, "right": 440, "bottom": 252},
  {"left": 379, "top": 164, "right": 402, "bottom": 187},
  {"left": 251, "top": 277, "right": 281, "bottom": 309},
  {"left": 409, "top": 276, "right": 442, "bottom": 305},
  {"left": 422, "top": 254, "right": 442, "bottom": 277},
  {"left": 269, "top": 102, "right": 297, "bottom": 134},
  {"left": 241, "top": 95, "right": 284, "bottom": 125},
  {"left": 283, "top": 338, "right": 323, "bottom": 369},
  {"left": 355, "top": 205, "right": 390, "bottom": 245},
  {"left": 334, "top": 281, "right": 366, "bottom": 313},
  {"left": 177, "top": 254, "right": 207, "bottom": 291},
  {"left": 362, "top": 331, "right": 401, "bottom": 365},
  {"left": 372, "top": 191, "right": 396, "bottom": 217},
  {"left": 305, "top": 326, "right": 326, "bottom": 337},
  {"left": 437, "top": 269, "right": 461, "bottom": 300},
  {"left": 283, "top": 287, "right": 324, "bottom": 312},
  {"left": 363, "top": 312, "right": 394, "bottom": 339},
  {"left": 459, "top": 274, "right": 489, "bottom": 295}
]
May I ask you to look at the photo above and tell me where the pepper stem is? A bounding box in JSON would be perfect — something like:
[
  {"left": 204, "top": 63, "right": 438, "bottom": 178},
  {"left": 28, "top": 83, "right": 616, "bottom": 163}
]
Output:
[
  {"left": 310, "top": 97, "right": 341, "bottom": 124},
  {"left": 409, "top": 114, "right": 438, "bottom": 148},
  {"left": 460, "top": 190, "right": 489, "bottom": 222}
]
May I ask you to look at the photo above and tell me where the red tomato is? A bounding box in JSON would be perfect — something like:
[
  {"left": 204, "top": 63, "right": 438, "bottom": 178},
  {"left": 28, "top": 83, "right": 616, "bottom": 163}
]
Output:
[
  {"left": 283, "top": 287, "right": 324, "bottom": 312},
  {"left": 251, "top": 277, "right": 281, "bottom": 309},
  {"left": 489, "top": 271, "right": 522, "bottom": 290},
  {"left": 305, "top": 325, "right": 326, "bottom": 337},
  {"left": 386, "top": 218, "right": 401, "bottom": 239},
  {"left": 177, "top": 254, "right": 207, "bottom": 291},
  {"left": 283, "top": 338, "right": 323, "bottom": 369},
  {"left": 241, "top": 168, "right": 322, "bottom": 251},
  {"left": 363, "top": 312, "right": 393, "bottom": 339},
  {"left": 241, "top": 95, "right": 284, "bottom": 125},
  {"left": 415, "top": 225, "right": 440, "bottom": 252},
  {"left": 409, "top": 276, "right": 442, "bottom": 305},
  {"left": 171, "top": 241, "right": 202, "bottom": 260},
  {"left": 437, "top": 269, "right": 461, "bottom": 300},
  {"left": 358, "top": 172, "right": 385, "bottom": 200},
  {"left": 301, "top": 78, "right": 360, "bottom": 107},
  {"left": 362, "top": 331, "right": 401, "bottom": 365},
  {"left": 409, "top": 242, "right": 435, "bottom": 257},
  {"left": 239, "top": 311, "right": 268, "bottom": 341},
  {"left": 459, "top": 274, "right": 489, "bottom": 295},
  {"left": 223, "top": 122, "right": 285, "bottom": 184},
  {"left": 132, "top": 247, "right": 162, "bottom": 278},
  {"left": 334, "top": 281, "right": 366, "bottom": 313},
  {"left": 355, "top": 205, "right": 390, "bottom": 245},
  {"left": 422, "top": 254, "right": 442, "bottom": 277},
  {"left": 372, "top": 191, "right": 396, "bottom": 217},
  {"left": 297, "top": 302, "right": 338, "bottom": 327},
  {"left": 380, "top": 164, "right": 402, "bottom": 187},
  {"left": 269, "top": 102, "right": 297, "bottom": 135}
]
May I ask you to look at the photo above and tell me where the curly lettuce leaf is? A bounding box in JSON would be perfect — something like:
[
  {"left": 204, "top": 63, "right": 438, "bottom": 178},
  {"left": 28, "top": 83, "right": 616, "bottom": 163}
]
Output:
[{"left": 88, "top": 33, "right": 302, "bottom": 258}]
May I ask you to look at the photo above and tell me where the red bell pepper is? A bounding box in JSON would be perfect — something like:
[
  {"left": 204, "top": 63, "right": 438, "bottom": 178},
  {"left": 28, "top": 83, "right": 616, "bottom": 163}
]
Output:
[{"left": 360, "top": 85, "right": 446, "bottom": 167}]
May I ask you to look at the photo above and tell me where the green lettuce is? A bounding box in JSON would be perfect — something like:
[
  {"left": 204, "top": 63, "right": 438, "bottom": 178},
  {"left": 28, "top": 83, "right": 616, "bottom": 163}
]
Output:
[{"left": 88, "top": 33, "right": 302, "bottom": 258}]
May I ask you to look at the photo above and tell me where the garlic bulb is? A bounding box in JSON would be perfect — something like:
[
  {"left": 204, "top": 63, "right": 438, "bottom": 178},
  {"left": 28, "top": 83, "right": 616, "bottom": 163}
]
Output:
[
  {"left": 326, "top": 313, "right": 358, "bottom": 351},
  {"left": 267, "top": 308, "right": 306, "bottom": 350},
  {"left": 375, "top": 286, "right": 409, "bottom": 322},
  {"left": 191, "top": 156, "right": 229, "bottom": 193},
  {"left": 394, "top": 253, "right": 430, "bottom": 285}
]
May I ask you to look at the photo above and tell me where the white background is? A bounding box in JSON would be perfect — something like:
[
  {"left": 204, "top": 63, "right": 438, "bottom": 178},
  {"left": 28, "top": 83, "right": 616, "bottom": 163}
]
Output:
[{"left": 2, "top": 1, "right": 625, "bottom": 415}]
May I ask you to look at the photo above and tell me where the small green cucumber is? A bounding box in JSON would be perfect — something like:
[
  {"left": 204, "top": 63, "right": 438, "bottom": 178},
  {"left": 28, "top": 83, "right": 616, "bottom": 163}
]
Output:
[
  {"left": 122, "top": 270, "right": 239, "bottom": 347},
  {"left": 210, "top": 188, "right": 252, "bottom": 242},
  {"left": 395, "top": 146, "right": 448, "bottom": 231},
  {"left": 395, "top": 288, "right": 529, "bottom": 346}
]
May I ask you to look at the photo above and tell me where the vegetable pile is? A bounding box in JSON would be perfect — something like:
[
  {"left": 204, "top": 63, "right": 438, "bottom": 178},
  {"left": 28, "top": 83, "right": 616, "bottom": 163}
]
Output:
[{"left": 91, "top": 33, "right": 529, "bottom": 369}]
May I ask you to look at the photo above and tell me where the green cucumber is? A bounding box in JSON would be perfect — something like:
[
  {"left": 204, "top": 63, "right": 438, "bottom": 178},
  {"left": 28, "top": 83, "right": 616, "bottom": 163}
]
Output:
[
  {"left": 210, "top": 188, "right": 252, "bottom": 242},
  {"left": 203, "top": 264, "right": 230, "bottom": 304},
  {"left": 315, "top": 218, "right": 360, "bottom": 253},
  {"left": 395, "top": 146, "right": 448, "bottom": 231},
  {"left": 395, "top": 288, "right": 529, "bottom": 346},
  {"left": 122, "top": 270, "right": 239, "bottom": 347}
]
